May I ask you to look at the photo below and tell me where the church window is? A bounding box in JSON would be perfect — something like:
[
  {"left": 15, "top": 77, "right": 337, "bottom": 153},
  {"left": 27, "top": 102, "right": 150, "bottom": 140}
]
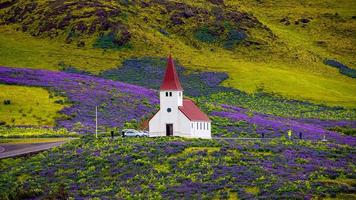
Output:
[
  {"left": 167, "top": 108, "right": 171, "bottom": 113},
  {"left": 169, "top": 92, "right": 172, "bottom": 96},
  {"left": 166, "top": 92, "right": 168, "bottom": 97},
  {"left": 203, "top": 123, "right": 205, "bottom": 130},
  {"left": 179, "top": 92, "right": 181, "bottom": 97}
]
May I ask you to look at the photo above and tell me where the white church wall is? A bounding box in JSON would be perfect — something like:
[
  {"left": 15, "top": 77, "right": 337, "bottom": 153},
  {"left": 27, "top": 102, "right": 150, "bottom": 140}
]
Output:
[
  {"left": 176, "top": 111, "right": 192, "bottom": 137},
  {"left": 148, "top": 111, "right": 164, "bottom": 137},
  {"left": 191, "top": 121, "right": 211, "bottom": 139},
  {"left": 149, "top": 84, "right": 211, "bottom": 138},
  {"left": 160, "top": 90, "right": 183, "bottom": 109},
  {"left": 155, "top": 90, "right": 182, "bottom": 137}
]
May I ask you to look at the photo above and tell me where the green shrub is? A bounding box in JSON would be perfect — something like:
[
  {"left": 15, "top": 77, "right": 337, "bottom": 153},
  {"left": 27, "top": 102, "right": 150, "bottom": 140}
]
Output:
[{"left": 194, "top": 26, "right": 218, "bottom": 43}]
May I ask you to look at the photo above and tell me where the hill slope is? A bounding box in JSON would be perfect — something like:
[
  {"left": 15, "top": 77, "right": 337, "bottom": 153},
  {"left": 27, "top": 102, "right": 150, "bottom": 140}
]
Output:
[{"left": 0, "top": 0, "right": 355, "bottom": 107}]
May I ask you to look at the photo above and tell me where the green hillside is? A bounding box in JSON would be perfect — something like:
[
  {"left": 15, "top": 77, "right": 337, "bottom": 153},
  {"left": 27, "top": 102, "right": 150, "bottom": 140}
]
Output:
[
  {"left": 0, "top": 0, "right": 355, "bottom": 107},
  {"left": 0, "top": 84, "right": 66, "bottom": 126}
]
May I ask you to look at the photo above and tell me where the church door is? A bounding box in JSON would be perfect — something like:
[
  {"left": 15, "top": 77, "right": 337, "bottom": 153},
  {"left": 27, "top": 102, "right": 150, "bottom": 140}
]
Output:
[{"left": 166, "top": 124, "right": 173, "bottom": 136}]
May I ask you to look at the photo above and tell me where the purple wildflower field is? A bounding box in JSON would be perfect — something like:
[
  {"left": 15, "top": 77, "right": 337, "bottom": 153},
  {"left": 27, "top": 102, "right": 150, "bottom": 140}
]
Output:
[
  {"left": 0, "top": 66, "right": 158, "bottom": 133},
  {"left": 1, "top": 137, "right": 355, "bottom": 199},
  {"left": 1, "top": 66, "right": 355, "bottom": 146},
  {"left": 0, "top": 66, "right": 355, "bottom": 199},
  {"left": 211, "top": 104, "right": 356, "bottom": 145}
]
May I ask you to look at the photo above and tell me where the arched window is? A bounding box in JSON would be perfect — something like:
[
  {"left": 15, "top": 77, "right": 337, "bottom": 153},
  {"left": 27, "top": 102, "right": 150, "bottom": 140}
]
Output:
[
  {"left": 169, "top": 92, "right": 172, "bottom": 96},
  {"left": 165, "top": 92, "right": 168, "bottom": 97}
]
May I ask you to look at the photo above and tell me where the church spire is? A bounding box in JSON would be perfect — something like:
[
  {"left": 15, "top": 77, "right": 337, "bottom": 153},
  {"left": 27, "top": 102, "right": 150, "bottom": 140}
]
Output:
[{"left": 160, "top": 54, "right": 183, "bottom": 91}]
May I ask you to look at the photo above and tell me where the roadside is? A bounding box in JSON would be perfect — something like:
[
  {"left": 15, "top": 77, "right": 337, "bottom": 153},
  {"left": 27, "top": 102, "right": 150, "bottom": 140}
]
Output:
[
  {"left": 0, "top": 138, "right": 77, "bottom": 159},
  {"left": 213, "top": 137, "right": 273, "bottom": 140}
]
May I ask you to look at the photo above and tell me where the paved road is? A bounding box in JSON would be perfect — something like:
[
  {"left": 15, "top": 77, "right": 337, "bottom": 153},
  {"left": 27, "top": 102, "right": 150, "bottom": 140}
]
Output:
[{"left": 0, "top": 140, "right": 73, "bottom": 159}]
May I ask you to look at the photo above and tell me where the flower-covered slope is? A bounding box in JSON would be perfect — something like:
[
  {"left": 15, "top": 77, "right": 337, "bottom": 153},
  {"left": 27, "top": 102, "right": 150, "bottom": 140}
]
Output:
[
  {"left": 0, "top": 137, "right": 355, "bottom": 199},
  {"left": 0, "top": 66, "right": 158, "bottom": 133},
  {"left": 211, "top": 105, "right": 356, "bottom": 145},
  {"left": 0, "top": 66, "right": 355, "bottom": 145}
]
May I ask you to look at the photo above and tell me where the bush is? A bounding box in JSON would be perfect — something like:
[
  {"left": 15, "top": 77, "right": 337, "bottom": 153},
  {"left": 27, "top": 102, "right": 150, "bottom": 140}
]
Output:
[
  {"left": 93, "top": 30, "right": 131, "bottom": 49},
  {"left": 328, "top": 126, "right": 356, "bottom": 137},
  {"left": 123, "top": 119, "right": 139, "bottom": 129},
  {"left": 194, "top": 26, "right": 218, "bottom": 43},
  {"left": 324, "top": 59, "right": 356, "bottom": 78},
  {"left": 224, "top": 29, "right": 247, "bottom": 49}
]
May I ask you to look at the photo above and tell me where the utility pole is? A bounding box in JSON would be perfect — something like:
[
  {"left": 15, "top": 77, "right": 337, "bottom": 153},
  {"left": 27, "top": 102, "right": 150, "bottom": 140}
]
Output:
[{"left": 95, "top": 106, "right": 98, "bottom": 139}]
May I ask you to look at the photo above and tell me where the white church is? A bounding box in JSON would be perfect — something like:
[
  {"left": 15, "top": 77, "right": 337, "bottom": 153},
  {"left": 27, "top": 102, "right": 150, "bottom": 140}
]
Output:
[{"left": 149, "top": 54, "right": 211, "bottom": 139}]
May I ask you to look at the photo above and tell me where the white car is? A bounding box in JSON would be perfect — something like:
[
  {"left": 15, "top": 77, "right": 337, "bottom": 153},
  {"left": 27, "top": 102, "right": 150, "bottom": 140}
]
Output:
[{"left": 122, "top": 129, "right": 149, "bottom": 137}]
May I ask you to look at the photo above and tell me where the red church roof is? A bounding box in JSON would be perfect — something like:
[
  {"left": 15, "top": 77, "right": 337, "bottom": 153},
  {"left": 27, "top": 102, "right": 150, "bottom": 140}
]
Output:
[
  {"left": 179, "top": 99, "right": 211, "bottom": 121},
  {"left": 160, "top": 54, "right": 183, "bottom": 91}
]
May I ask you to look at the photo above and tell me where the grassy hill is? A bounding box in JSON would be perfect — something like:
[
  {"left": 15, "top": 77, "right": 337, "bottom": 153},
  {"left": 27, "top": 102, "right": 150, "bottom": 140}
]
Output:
[
  {"left": 0, "top": 84, "right": 66, "bottom": 126},
  {"left": 0, "top": 0, "right": 355, "bottom": 107}
]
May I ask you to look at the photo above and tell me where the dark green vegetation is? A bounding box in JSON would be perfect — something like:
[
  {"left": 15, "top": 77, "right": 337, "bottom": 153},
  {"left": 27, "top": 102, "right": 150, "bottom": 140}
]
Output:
[
  {"left": 324, "top": 59, "right": 356, "bottom": 78},
  {"left": 1, "top": 137, "right": 355, "bottom": 199},
  {"left": 328, "top": 127, "right": 356, "bottom": 137}
]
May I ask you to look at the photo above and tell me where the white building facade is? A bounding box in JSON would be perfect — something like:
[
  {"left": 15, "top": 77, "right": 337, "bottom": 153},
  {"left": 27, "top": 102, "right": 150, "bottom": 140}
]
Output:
[{"left": 149, "top": 54, "right": 211, "bottom": 139}]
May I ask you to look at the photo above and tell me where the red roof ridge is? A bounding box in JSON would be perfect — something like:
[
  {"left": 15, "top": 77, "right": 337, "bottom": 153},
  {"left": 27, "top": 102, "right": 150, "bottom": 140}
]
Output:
[
  {"left": 179, "top": 98, "right": 210, "bottom": 121},
  {"left": 160, "top": 54, "right": 183, "bottom": 91}
]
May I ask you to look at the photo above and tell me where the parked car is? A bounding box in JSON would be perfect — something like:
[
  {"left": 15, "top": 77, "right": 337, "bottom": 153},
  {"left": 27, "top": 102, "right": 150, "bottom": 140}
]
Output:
[{"left": 122, "top": 129, "right": 149, "bottom": 137}]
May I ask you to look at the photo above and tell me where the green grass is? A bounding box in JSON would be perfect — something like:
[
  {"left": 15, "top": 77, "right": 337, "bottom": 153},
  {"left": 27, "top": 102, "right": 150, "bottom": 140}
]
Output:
[
  {"left": 244, "top": 186, "right": 260, "bottom": 196},
  {"left": 0, "top": 0, "right": 355, "bottom": 108},
  {"left": 0, "top": 84, "right": 66, "bottom": 126},
  {"left": 0, "top": 127, "right": 78, "bottom": 138}
]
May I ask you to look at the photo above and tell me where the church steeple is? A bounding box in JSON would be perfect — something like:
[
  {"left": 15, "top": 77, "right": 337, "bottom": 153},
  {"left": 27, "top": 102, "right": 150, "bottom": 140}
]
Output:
[{"left": 160, "top": 54, "right": 183, "bottom": 91}]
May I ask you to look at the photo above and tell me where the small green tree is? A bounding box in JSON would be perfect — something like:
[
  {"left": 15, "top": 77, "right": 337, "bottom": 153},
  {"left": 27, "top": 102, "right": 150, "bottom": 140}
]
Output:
[{"left": 123, "top": 119, "right": 139, "bottom": 129}]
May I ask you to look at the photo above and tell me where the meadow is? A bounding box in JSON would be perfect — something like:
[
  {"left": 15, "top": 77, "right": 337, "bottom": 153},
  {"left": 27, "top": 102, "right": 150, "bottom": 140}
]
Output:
[
  {"left": 0, "top": 0, "right": 355, "bottom": 107},
  {"left": 0, "top": 137, "right": 355, "bottom": 199},
  {"left": 0, "top": 1, "right": 355, "bottom": 199},
  {"left": 98, "top": 57, "right": 356, "bottom": 120},
  {"left": 0, "top": 66, "right": 158, "bottom": 134},
  {"left": 1, "top": 66, "right": 355, "bottom": 142},
  {"left": 0, "top": 84, "right": 66, "bottom": 126}
]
